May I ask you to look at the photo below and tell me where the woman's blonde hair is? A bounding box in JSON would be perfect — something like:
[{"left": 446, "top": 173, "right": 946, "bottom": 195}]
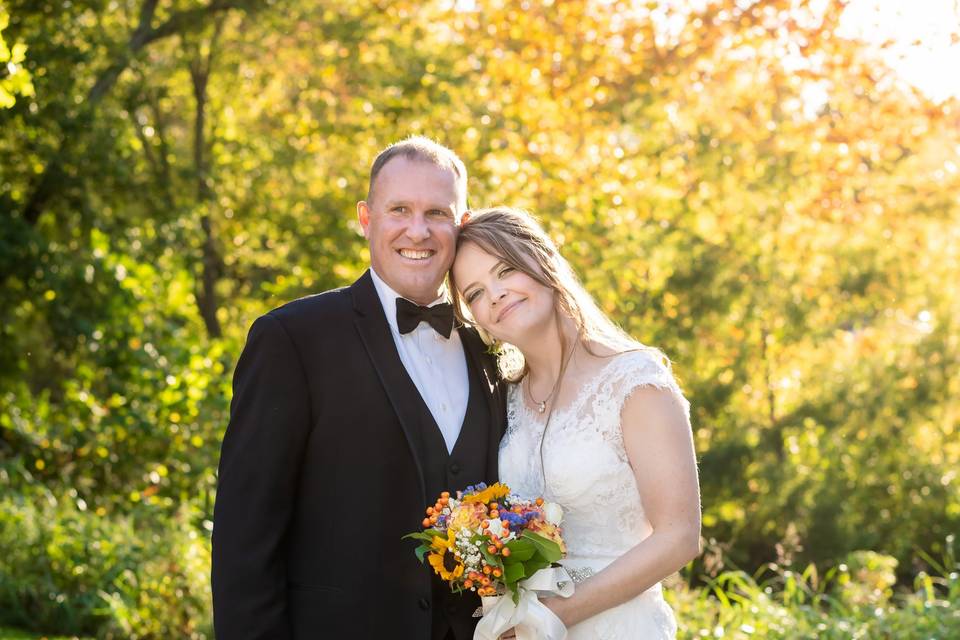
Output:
[{"left": 449, "top": 207, "right": 657, "bottom": 379}]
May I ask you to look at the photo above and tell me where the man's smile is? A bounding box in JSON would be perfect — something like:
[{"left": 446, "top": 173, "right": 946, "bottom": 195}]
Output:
[{"left": 397, "top": 248, "right": 436, "bottom": 261}]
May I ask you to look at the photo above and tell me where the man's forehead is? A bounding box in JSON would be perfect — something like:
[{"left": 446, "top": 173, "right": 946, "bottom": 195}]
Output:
[{"left": 374, "top": 159, "right": 465, "bottom": 207}]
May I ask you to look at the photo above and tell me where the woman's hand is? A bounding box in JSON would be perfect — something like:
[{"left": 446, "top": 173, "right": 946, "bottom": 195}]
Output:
[{"left": 542, "top": 595, "right": 573, "bottom": 627}]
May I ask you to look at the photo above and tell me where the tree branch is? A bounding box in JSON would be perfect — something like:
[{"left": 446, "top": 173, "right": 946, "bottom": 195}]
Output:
[{"left": 21, "top": 0, "right": 264, "bottom": 226}]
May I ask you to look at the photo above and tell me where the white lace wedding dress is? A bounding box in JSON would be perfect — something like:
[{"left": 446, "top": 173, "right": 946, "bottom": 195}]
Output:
[{"left": 499, "top": 349, "right": 689, "bottom": 639}]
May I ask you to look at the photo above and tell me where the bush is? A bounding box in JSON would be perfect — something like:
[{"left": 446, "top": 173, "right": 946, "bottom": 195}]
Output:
[
  {"left": 0, "top": 489, "right": 211, "bottom": 639},
  {"left": 671, "top": 541, "right": 960, "bottom": 639}
]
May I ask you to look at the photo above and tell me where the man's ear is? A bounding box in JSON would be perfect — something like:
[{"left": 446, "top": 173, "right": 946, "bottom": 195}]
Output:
[
  {"left": 459, "top": 210, "right": 472, "bottom": 226},
  {"left": 357, "top": 201, "right": 371, "bottom": 238}
]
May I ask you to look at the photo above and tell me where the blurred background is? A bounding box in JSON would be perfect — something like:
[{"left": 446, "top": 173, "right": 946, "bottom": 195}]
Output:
[{"left": 1, "top": 0, "right": 958, "bottom": 637}]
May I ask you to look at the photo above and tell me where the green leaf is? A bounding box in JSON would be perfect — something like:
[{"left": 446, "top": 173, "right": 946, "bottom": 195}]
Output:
[
  {"left": 521, "top": 531, "right": 563, "bottom": 563},
  {"left": 503, "top": 562, "right": 526, "bottom": 584},
  {"left": 402, "top": 530, "right": 443, "bottom": 543},
  {"left": 503, "top": 538, "right": 536, "bottom": 563},
  {"left": 414, "top": 544, "right": 431, "bottom": 563}
]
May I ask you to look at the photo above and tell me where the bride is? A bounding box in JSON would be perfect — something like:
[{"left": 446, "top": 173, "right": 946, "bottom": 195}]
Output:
[{"left": 449, "top": 207, "right": 701, "bottom": 638}]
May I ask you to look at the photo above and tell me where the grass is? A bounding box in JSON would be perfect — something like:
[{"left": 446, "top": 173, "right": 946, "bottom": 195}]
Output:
[
  {"left": 669, "top": 550, "right": 960, "bottom": 639},
  {"left": 0, "top": 630, "right": 89, "bottom": 640}
]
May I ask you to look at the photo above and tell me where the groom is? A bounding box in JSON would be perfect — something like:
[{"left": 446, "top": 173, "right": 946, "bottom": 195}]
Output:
[{"left": 212, "top": 136, "right": 505, "bottom": 639}]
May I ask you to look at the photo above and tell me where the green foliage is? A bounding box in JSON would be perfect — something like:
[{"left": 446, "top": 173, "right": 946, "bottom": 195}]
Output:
[
  {"left": 0, "top": 484, "right": 211, "bottom": 638},
  {"left": 0, "top": 4, "right": 34, "bottom": 109},
  {"left": 501, "top": 531, "right": 564, "bottom": 600},
  {"left": 670, "top": 541, "right": 960, "bottom": 639}
]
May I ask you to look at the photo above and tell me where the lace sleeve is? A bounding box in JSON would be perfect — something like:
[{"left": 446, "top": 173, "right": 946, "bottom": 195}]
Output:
[{"left": 606, "top": 349, "right": 691, "bottom": 424}]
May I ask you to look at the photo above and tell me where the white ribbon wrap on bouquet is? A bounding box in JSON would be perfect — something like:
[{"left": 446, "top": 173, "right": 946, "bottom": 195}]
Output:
[{"left": 473, "top": 566, "right": 575, "bottom": 640}]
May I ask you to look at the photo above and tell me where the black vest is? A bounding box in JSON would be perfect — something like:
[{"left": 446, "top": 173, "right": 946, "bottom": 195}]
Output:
[{"left": 412, "top": 349, "right": 492, "bottom": 640}]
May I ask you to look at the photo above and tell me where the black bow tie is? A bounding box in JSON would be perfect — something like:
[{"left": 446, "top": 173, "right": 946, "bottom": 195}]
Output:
[{"left": 396, "top": 298, "right": 454, "bottom": 338}]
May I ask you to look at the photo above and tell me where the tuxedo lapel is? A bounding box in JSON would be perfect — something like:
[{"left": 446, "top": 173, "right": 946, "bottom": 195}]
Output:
[
  {"left": 351, "top": 270, "right": 427, "bottom": 503},
  {"left": 458, "top": 326, "right": 505, "bottom": 480}
]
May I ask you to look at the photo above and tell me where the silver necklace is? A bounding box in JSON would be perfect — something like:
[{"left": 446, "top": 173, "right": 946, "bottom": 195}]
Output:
[
  {"left": 525, "top": 377, "right": 554, "bottom": 414},
  {"left": 525, "top": 339, "right": 577, "bottom": 413}
]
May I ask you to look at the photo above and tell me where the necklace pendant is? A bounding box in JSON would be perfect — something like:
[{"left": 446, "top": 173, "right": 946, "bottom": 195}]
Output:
[{"left": 538, "top": 401, "right": 546, "bottom": 413}]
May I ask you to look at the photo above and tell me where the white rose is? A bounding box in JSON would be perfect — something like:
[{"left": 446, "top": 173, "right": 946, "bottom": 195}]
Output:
[
  {"left": 486, "top": 518, "right": 505, "bottom": 538},
  {"left": 543, "top": 502, "right": 564, "bottom": 525}
]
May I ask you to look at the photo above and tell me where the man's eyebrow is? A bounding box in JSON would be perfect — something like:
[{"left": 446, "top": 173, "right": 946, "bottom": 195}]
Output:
[{"left": 382, "top": 200, "right": 454, "bottom": 211}]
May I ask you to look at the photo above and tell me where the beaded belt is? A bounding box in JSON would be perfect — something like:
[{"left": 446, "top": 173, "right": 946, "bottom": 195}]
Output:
[{"left": 557, "top": 565, "right": 595, "bottom": 590}]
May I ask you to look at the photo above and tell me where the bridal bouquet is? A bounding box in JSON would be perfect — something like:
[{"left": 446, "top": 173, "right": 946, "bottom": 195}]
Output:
[{"left": 405, "top": 482, "right": 573, "bottom": 640}]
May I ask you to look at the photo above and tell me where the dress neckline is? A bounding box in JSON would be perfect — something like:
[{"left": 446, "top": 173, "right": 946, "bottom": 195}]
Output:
[{"left": 511, "top": 350, "right": 639, "bottom": 427}]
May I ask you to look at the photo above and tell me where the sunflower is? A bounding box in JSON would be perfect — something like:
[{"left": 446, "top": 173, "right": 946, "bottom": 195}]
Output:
[
  {"left": 462, "top": 482, "right": 510, "bottom": 505},
  {"left": 427, "top": 529, "right": 464, "bottom": 582}
]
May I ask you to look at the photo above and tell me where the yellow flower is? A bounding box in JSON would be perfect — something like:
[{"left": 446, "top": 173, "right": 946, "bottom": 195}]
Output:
[
  {"left": 447, "top": 502, "right": 487, "bottom": 531},
  {"left": 462, "top": 482, "right": 510, "bottom": 505},
  {"left": 527, "top": 520, "right": 567, "bottom": 554},
  {"left": 427, "top": 529, "right": 464, "bottom": 582}
]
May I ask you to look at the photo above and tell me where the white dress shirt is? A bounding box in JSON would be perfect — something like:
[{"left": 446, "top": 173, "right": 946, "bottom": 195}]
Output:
[{"left": 369, "top": 268, "right": 469, "bottom": 453}]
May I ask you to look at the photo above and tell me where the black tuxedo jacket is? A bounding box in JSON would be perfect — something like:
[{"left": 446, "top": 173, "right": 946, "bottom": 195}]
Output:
[{"left": 212, "top": 271, "right": 506, "bottom": 639}]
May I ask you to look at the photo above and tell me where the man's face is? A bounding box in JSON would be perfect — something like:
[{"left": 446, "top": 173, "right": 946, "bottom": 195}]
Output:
[{"left": 357, "top": 157, "right": 462, "bottom": 305}]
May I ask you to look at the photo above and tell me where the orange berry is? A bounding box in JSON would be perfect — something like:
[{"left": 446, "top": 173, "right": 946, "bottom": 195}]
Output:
[
  {"left": 422, "top": 518, "right": 431, "bottom": 527},
  {"left": 481, "top": 576, "right": 491, "bottom": 586},
  {"left": 487, "top": 545, "right": 497, "bottom": 554},
  {"left": 483, "top": 565, "right": 492, "bottom": 574},
  {"left": 535, "top": 497, "right": 544, "bottom": 506},
  {"left": 481, "top": 520, "right": 490, "bottom": 528},
  {"left": 501, "top": 547, "right": 511, "bottom": 557},
  {"left": 501, "top": 519, "right": 510, "bottom": 527},
  {"left": 495, "top": 542, "right": 503, "bottom": 550},
  {"left": 490, "top": 502, "right": 498, "bottom": 509},
  {"left": 492, "top": 568, "right": 502, "bottom": 577},
  {"left": 464, "top": 579, "right": 474, "bottom": 588},
  {"left": 426, "top": 507, "right": 435, "bottom": 515},
  {"left": 440, "top": 497, "right": 449, "bottom": 506},
  {"left": 441, "top": 491, "right": 450, "bottom": 499},
  {"left": 490, "top": 510, "right": 499, "bottom": 518}
]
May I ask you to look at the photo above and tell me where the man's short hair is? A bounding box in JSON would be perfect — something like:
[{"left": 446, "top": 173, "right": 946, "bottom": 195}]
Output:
[{"left": 366, "top": 136, "right": 468, "bottom": 212}]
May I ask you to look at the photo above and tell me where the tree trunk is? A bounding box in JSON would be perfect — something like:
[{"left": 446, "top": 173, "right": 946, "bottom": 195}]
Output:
[
  {"left": 190, "top": 22, "right": 225, "bottom": 340},
  {"left": 19, "top": 0, "right": 259, "bottom": 226}
]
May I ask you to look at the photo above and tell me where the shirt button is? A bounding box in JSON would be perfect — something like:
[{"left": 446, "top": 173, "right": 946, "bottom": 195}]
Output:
[
  {"left": 449, "top": 462, "right": 461, "bottom": 475},
  {"left": 418, "top": 597, "right": 430, "bottom": 610},
  {"left": 426, "top": 356, "right": 433, "bottom": 365},
  {"left": 441, "top": 403, "right": 447, "bottom": 412}
]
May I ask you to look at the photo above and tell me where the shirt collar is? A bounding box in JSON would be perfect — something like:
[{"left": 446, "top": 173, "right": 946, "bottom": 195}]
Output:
[{"left": 369, "top": 267, "right": 447, "bottom": 335}]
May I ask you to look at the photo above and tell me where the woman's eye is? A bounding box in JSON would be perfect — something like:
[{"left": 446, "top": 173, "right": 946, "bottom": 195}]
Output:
[
  {"left": 498, "top": 266, "right": 514, "bottom": 277},
  {"left": 466, "top": 290, "right": 481, "bottom": 303}
]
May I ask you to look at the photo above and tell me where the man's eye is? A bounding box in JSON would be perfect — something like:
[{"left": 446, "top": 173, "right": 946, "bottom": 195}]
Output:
[
  {"left": 429, "top": 209, "right": 453, "bottom": 218},
  {"left": 392, "top": 206, "right": 408, "bottom": 214}
]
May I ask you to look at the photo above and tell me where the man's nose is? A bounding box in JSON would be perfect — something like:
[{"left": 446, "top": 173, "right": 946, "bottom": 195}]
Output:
[{"left": 405, "top": 212, "right": 430, "bottom": 242}]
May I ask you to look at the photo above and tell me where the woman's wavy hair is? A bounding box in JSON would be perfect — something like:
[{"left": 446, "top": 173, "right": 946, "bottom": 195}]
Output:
[{"left": 449, "top": 207, "right": 657, "bottom": 380}]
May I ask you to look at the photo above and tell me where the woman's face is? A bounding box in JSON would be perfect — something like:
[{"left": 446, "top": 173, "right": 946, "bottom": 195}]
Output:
[{"left": 452, "top": 242, "right": 555, "bottom": 345}]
